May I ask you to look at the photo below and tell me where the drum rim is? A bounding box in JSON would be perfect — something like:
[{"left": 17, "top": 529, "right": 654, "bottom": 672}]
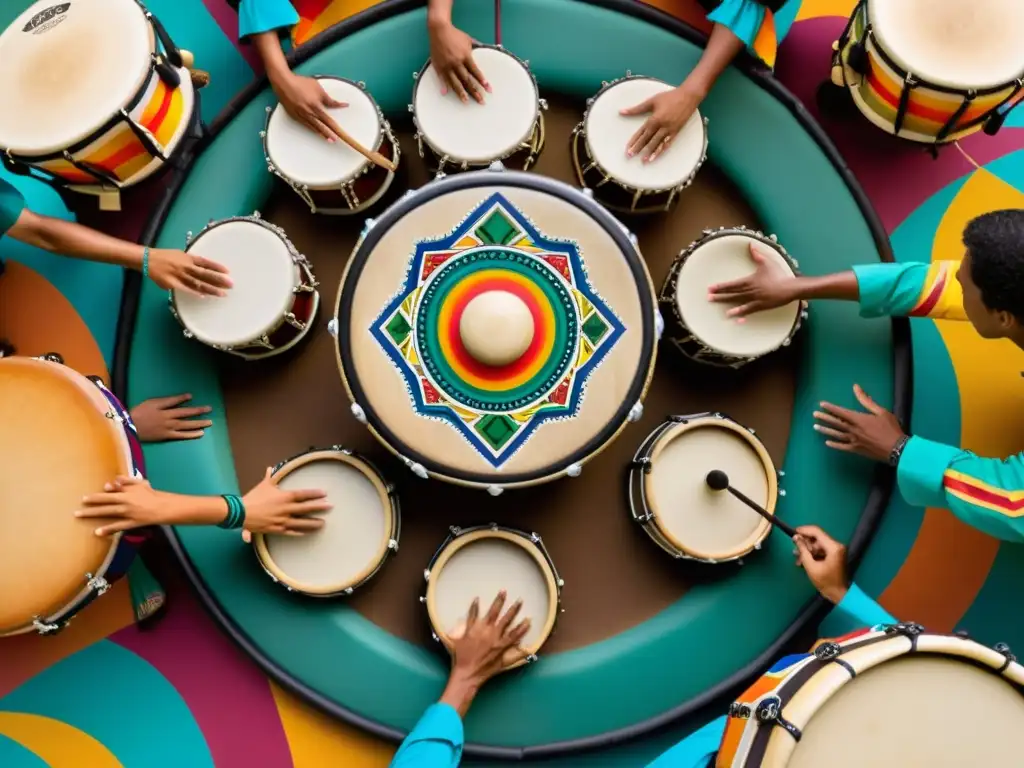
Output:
[
  {"left": 334, "top": 169, "right": 659, "bottom": 488},
  {"left": 642, "top": 415, "right": 775, "bottom": 561},
  {"left": 0, "top": 357, "right": 127, "bottom": 636},
  {"left": 253, "top": 448, "right": 397, "bottom": 596},
  {"left": 411, "top": 44, "right": 541, "bottom": 165},
  {"left": 424, "top": 526, "right": 560, "bottom": 665}
]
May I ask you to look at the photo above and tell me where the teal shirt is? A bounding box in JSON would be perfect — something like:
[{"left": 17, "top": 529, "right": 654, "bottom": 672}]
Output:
[
  {"left": 237, "top": 0, "right": 298, "bottom": 41},
  {"left": 0, "top": 177, "right": 26, "bottom": 237},
  {"left": 388, "top": 585, "right": 894, "bottom": 768}
]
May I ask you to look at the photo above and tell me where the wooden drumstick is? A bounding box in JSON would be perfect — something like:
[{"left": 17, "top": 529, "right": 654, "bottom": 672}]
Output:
[{"left": 318, "top": 112, "right": 397, "bottom": 172}]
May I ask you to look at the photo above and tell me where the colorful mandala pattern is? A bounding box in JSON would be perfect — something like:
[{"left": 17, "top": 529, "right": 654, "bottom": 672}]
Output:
[{"left": 371, "top": 192, "right": 625, "bottom": 467}]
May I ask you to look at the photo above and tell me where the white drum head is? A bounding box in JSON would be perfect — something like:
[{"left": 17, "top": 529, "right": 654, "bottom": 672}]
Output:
[
  {"left": 263, "top": 457, "right": 389, "bottom": 593},
  {"left": 175, "top": 220, "right": 295, "bottom": 347},
  {"left": 585, "top": 77, "right": 705, "bottom": 192},
  {"left": 871, "top": 0, "right": 1024, "bottom": 89},
  {"left": 414, "top": 47, "right": 538, "bottom": 163},
  {"left": 431, "top": 532, "right": 553, "bottom": 650},
  {"left": 0, "top": 0, "right": 153, "bottom": 155},
  {"left": 676, "top": 234, "right": 799, "bottom": 358},
  {"left": 266, "top": 78, "right": 381, "bottom": 188},
  {"left": 647, "top": 421, "right": 772, "bottom": 559}
]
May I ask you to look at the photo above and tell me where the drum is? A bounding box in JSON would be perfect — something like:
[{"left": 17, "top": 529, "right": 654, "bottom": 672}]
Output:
[
  {"left": 411, "top": 45, "right": 546, "bottom": 173},
  {"left": 629, "top": 413, "right": 780, "bottom": 563},
  {"left": 572, "top": 74, "right": 708, "bottom": 214},
  {"left": 661, "top": 227, "right": 807, "bottom": 368},
  {"left": 253, "top": 447, "right": 400, "bottom": 596},
  {"left": 0, "top": 0, "right": 196, "bottom": 194},
  {"left": 332, "top": 169, "right": 660, "bottom": 492},
  {"left": 262, "top": 76, "right": 400, "bottom": 215},
  {"left": 716, "top": 624, "right": 1024, "bottom": 766},
  {"left": 0, "top": 356, "right": 142, "bottom": 636},
  {"left": 422, "top": 524, "right": 563, "bottom": 668},
  {"left": 834, "top": 0, "right": 1024, "bottom": 144},
  {"left": 170, "top": 213, "right": 320, "bottom": 360}
]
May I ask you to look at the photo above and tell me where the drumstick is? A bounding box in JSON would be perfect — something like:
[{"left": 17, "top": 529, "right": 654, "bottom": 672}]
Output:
[{"left": 319, "top": 112, "right": 397, "bottom": 172}]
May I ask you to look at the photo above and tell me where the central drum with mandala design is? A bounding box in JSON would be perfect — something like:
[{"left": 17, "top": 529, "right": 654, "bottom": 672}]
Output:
[{"left": 334, "top": 170, "right": 659, "bottom": 492}]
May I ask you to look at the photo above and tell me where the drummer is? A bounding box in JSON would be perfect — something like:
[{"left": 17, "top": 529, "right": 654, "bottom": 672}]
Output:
[
  {"left": 237, "top": 0, "right": 484, "bottom": 141},
  {"left": 622, "top": 0, "right": 801, "bottom": 162},
  {"left": 707, "top": 208, "right": 1024, "bottom": 543},
  {"left": 0, "top": 175, "right": 229, "bottom": 443}
]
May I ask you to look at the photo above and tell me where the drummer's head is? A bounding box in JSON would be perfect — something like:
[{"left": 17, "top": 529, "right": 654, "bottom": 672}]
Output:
[{"left": 959, "top": 209, "right": 1024, "bottom": 341}]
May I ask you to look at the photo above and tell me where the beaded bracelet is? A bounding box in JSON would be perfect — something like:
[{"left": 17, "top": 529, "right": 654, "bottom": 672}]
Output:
[
  {"left": 142, "top": 246, "right": 150, "bottom": 280},
  {"left": 217, "top": 494, "right": 246, "bottom": 529},
  {"left": 888, "top": 435, "right": 910, "bottom": 468}
]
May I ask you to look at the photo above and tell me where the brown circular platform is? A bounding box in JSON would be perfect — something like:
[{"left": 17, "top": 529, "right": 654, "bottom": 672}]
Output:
[{"left": 218, "top": 95, "right": 797, "bottom": 653}]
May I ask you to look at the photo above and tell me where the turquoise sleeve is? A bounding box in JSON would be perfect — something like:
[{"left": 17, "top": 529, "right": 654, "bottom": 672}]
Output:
[
  {"left": 898, "top": 436, "right": 1024, "bottom": 542},
  {"left": 645, "top": 715, "right": 726, "bottom": 768},
  {"left": 238, "top": 0, "right": 299, "bottom": 41},
  {"left": 389, "top": 703, "right": 463, "bottom": 768},
  {"left": 852, "top": 262, "right": 930, "bottom": 318},
  {"left": 0, "top": 177, "right": 26, "bottom": 237},
  {"left": 706, "top": 0, "right": 767, "bottom": 50},
  {"left": 826, "top": 583, "right": 896, "bottom": 635}
]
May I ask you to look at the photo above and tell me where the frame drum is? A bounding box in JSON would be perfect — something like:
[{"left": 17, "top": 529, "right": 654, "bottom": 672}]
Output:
[
  {"left": 253, "top": 447, "right": 400, "bottom": 597},
  {"left": 0, "top": 357, "right": 138, "bottom": 636},
  {"left": 661, "top": 227, "right": 807, "bottom": 368},
  {"left": 170, "top": 214, "right": 320, "bottom": 359},
  {"left": 629, "top": 413, "right": 780, "bottom": 563},
  {"left": 717, "top": 624, "right": 1024, "bottom": 766},
  {"left": 423, "top": 524, "right": 563, "bottom": 669},
  {"left": 572, "top": 74, "right": 708, "bottom": 214}
]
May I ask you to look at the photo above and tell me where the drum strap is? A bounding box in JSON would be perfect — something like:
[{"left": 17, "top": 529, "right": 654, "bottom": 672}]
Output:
[
  {"left": 935, "top": 92, "right": 976, "bottom": 144},
  {"left": 893, "top": 75, "right": 916, "bottom": 136}
]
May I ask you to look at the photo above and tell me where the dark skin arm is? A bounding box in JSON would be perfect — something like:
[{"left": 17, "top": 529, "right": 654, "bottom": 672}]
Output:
[{"left": 427, "top": 0, "right": 489, "bottom": 104}]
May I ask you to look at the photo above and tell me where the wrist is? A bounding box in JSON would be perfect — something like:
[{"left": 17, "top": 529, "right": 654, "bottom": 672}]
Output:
[
  {"left": 164, "top": 495, "right": 233, "bottom": 527},
  {"left": 427, "top": 11, "right": 452, "bottom": 31},
  {"left": 678, "top": 77, "right": 710, "bottom": 100},
  {"left": 821, "top": 584, "right": 849, "bottom": 605},
  {"left": 440, "top": 669, "right": 481, "bottom": 717},
  {"left": 888, "top": 434, "right": 910, "bottom": 467}
]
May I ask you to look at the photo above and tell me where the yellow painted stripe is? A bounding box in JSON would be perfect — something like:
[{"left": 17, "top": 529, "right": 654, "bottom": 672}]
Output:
[{"left": 0, "top": 712, "right": 123, "bottom": 767}]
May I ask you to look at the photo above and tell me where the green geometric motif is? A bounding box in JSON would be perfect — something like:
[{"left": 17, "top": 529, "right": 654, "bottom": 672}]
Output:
[
  {"left": 385, "top": 312, "right": 411, "bottom": 345},
  {"left": 474, "top": 413, "right": 520, "bottom": 451},
  {"left": 475, "top": 209, "right": 521, "bottom": 246},
  {"left": 582, "top": 312, "right": 610, "bottom": 345}
]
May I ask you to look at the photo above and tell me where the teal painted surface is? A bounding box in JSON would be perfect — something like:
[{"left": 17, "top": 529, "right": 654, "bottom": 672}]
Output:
[
  {"left": 130, "top": 0, "right": 894, "bottom": 748},
  {"left": 0, "top": 736, "right": 47, "bottom": 768},
  {"left": 0, "top": 641, "right": 213, "bottom": 768}
]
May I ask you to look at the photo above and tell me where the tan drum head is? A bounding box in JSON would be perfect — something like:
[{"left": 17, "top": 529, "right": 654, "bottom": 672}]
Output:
[
  {"left": 0, "top": 358, "right": 129, "bottom": 635},
  {"left": 870, "top": 0, "right": 1024, "bottom": 89},
  {"left": 254, "top": 450, "right": 396, "bottom": 596},
  {"left": 0, "top": 0, "right": 154, "bottom": 155},
  {"left": 335, "top": 171, "right": 658, "bottom": 487},
  {"left": 645, "top": 416, "right": 775, "bottom": 561},
  {"left": 425, "top": 528, "right": 559, "bottom": 663}
]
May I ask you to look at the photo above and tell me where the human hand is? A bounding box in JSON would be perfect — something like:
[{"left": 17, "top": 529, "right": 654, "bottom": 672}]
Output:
[
  {"left": 149, "top": 248, "right": 231, "bottom": 297},
  {"left": 793, "top": 525, "right": 849, "bottom": 604},
  {"left": 814, "top": 385, "right": 907, "bottom": 463},
  {"left": 273, "top": 73, "right": 349, "bottom": 141},
  {"left": 428, "top": 20, "right": 489, "bottom": 104},
  {"left": 449, "top": 591, "right": 532, "bottom": 686},
  {"left": 76, "top": 476, "right": 178, "bottom": 535},
  {"left": 131, "top": 393, "right": 212, "bottom": 442},
  {"left": 620, "top": 83, "right": 705, "bottom": 162},
  {"left": 707, "top": 242, "right": 801, "bottom": 320},
  {"left": 240, "top": 467, "right": 332, "bottom": 543}
]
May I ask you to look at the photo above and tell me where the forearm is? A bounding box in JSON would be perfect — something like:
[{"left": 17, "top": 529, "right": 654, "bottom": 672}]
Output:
[
  {"left": 438, "top": 671, "right": 479, "bottom": 718},
  {"left": 253, "top": 31, "right": 291, "bottom": 85},
  {"left": 10, "top": 212, "right": 143, "bottom": 270},
  {"left": 157, "top": 494, "right": 230, "bottom": 527},
  {"left": 427, "top": 0, "right": 455, "bottom": 28},
  {"left": 684, "top": 22, "right": 746, "bottom": 96},
  {"left": 791, "top": 271, "right": 860, "bottom": 302}
]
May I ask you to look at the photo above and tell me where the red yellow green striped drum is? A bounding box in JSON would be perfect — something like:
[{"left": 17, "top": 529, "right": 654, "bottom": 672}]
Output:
[
  {"left": 716, "top": 624, "right": 1024, "bottom": 766},
  {"left": 332, "top": 169, "right": 660, "bottom": 493},
  {"left": 835, "top": 0, "right": 1024, "bottom": 144},
  {"left": 0, "top": 0, "right": 195, "bottom": 193}
]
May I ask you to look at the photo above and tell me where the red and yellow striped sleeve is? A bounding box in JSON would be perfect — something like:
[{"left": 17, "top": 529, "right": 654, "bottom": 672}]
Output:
[
  {"left": 854, "top": 261, "right": 967, "bottom": 321},
  {"left": 906, "top": 261, "right": 967, "bottom": 321}
]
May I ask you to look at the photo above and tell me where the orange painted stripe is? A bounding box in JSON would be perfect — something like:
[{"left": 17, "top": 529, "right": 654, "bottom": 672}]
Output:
[
  {"left": 866, "top": 67, "right": 995, "bottom": 125},
  {"left": 751, "top": 11, "right": 777, "bottom": 69}
]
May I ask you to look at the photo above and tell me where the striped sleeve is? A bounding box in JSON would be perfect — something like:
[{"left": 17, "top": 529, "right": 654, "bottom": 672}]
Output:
[
  {"left": 897, "top": 436, "right": 1024, "bottom": 542},
  {"left": 853, "top": 261, "right": 967, "bottom": 321}
]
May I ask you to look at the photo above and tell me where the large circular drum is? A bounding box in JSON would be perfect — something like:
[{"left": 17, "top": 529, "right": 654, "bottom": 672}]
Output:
[
  {"left": 717, "top": 624, "right": 1024, "bottom": 766},
  {"left": 263, "top": 76, "right": 399, "bottom": 215},
  {"left": 254, "top": 447, "right": 400, "bottom": 597},
  {"left": 422, "top": 524, "right": 563, "bottom": 669},
  {"left": 572, "top": 74, "right": 708, "bottom": 214},
  {"left": 333, "top": 170, "right": 660, "bottom": 492},
  {"left": 836, "top": 0, "right": 1024, "bottom": 143},
  {"left": 0, "top": 357, "right": 141, "bottom": 636},
  {"left": 411, "top": 45, "right": 546, "bottom": 173},
  {"left": 0, "top": 0, "right": 196, "bottom": 194},
  {"left": 629, "top": 413, "right": 780, "bottom": 563},
  {"left": 661, "top": 227, "right": 807, "bottom": 368}
]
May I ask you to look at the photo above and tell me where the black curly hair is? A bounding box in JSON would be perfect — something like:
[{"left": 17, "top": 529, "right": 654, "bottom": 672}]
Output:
[{"left": 963, "top": 209, "right": 1024, "bottom": 322}]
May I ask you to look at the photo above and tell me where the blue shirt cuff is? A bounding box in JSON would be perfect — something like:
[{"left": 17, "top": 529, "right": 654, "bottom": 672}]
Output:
[
  {"left": 238, "top": 0, "right": 300, "bottom": 41},
  {"left": 389, "top": 703, "right": 463, "bottom": 768},
  {"left": 897, "top": 436, "right": 961, "bottom": 509}
]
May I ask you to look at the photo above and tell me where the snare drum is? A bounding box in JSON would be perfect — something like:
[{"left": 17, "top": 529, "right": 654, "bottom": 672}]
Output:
[
  {"left": 423, "top": 524, "right": 563, "bottom": 668},
  {"left": 170, "top": 214, "right": 320, "bottom": 360},
  {"left": 835, "top": 0, "right": 1024, "bottom": 144},
  {"left": 661, "top": 227, "right": 806, "bottom": 368},
  {"left": 253, "top": 447, "right": 400, "bottom": 596},
  {"left": 0, "top": 356, "right": 142, "bottom": 636},
  {"left": 629, "top": 413, "right": 780, "bottom": 563},
  {"left": 0, "top": 0, "right": 196, "bottom": 194},
  {"left": 263, "top": 77, "right": 399, "bottom": 215},
  {"left": 717, "top": 624, "right": 1024, "bottom": 766},
  {"left": 572, "top": 74, "right": 708, "bottom": 214},
  {"left": 411, "top": 45, "right": 546, "bottom": 173}
]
